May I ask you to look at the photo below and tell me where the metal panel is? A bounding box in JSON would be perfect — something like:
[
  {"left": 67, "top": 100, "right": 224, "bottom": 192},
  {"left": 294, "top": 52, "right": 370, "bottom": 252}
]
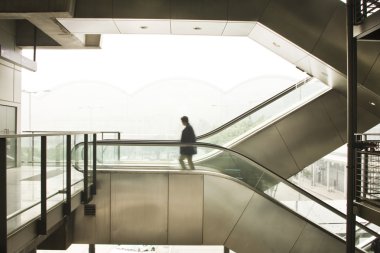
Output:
[
  {"left": 313, "top": 4, "right": 380, "bottom": 84},
  {"left": 113, "top": 0, "right": 171, "bottom": 19},
  {"left": 290, "top": 223, "right": 345, "bottom": 253},
  {"left": 75, "top": 0, "right": 113, "bottom": 18},
  {"left": 275, "top": 97, "right": 344, "bottom": 170},
  {"left": 57, "top": 18, "right": 119, "bottom": 34},
  {"left": 203, "top": 175, "right": 253, "bottom": 245},
  {"left": 357, "top": 41, "right": 380, "bottom": 85},
  {"left": 13, "top": 69, "right": 21, "bottom": 103},
  {"left": 307, "top": 56, "right": 347, "bottom": 91},
  {"left": 364, "top": 54, "right": 380, "bottom": 96},
  {"left": 72, "top": 200, "right": 96, "bottom": 243},
  {"left": 357, "top": 102, "right": 380, "bottom": 133},
  {"left": 172, "top": 0, "right": 228, "bottom": 20},
  {"left": 259, "top": 0, "right": 339, "bottom": 52},
  {"left": 0, "top": 20, "right": 15, "bottom": 35},
  {"left": 0, "top": 63, "right": 14, "bottom": 101},
  {"left": 310, "top": 5, "right": 346, "bottom": 75},
  {"left": 225, "top": 194, "right": 306, "bottom": 253},
  {"left": 171, "top": 20, "right": 227, "bottom": 36},
  {"left": 227, "top": 0, "right": 270, "bottom": 21},
  {"left": 114, "top": 19, "right": 171, "bottom": 34},
  {"left": 168, "top": 174, "right": 203, "bottom": 245},
  {"left": 94, "top": 172, "right": 111, "bottom": 243},
  {"left": 319, "top": 90, "right": 347, "bottom": 142},
  {"left": 110, "top": 173, "right": 168, "bottom": 244},
  {"left": 222, "top": 21, "right": 255, "bottom": 36},
  {"left": 232, "top": 125, "right": 300, "bottom": 178},
  {"left": 248, "top": 23, "right": 308, "bottom": 64},
  {"left": 358, "top": 85, "right": 380, "bottom": 119}
]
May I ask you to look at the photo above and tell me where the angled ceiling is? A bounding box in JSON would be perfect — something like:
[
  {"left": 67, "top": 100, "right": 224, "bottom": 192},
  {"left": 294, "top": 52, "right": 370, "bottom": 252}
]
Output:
[{"left": 1, "top": 0, "right": 380, "bottom": 118}]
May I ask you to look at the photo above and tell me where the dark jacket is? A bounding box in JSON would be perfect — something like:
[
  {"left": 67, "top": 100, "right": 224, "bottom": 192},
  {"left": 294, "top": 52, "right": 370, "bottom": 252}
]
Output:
[{"left": 180, "top": 124, "right": 197, "bottom": 155}]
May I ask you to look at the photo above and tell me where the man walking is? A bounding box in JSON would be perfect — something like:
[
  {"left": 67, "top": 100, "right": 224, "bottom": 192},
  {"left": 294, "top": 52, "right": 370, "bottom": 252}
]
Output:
[{"left": 179, "top": 116, "right": 196, "bottom": 170}]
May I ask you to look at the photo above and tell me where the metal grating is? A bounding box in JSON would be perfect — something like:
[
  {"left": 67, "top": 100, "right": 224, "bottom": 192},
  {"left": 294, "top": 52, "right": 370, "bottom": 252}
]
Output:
[
  {"left": 356, "top": 134, "right": 380, "bottom": 206},
  {"left": 84, "top": 204, "right": 96, "bottom": 216},
  {"left": 356, "top": 0, "right": 380, "bottom": 24}
]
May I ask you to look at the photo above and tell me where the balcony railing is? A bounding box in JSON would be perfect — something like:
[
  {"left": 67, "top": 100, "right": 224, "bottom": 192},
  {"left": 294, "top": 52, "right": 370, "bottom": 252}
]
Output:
[
  {"left": 0, "top": 132, "right": 97, "bottom": 253},
  {"left": 356, "top": 133, "right": 380, "bottom": 206},
  {"left": 355, "top": 0, "right": 380, "bottom": 24}
]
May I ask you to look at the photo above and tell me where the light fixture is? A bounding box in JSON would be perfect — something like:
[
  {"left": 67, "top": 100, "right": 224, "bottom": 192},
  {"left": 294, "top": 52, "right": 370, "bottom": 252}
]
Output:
[
  {"left": 370, "top": 102, "right": 376, "bottom": 106},
  {"left": 140, "top": 26, "right": 148, "bottom": 30},
  {"left": 272, "top": 42, "right": 280, "bottom": 48},
  {"left": 193, "top": 27, "right": 202, "bottom": 30}
]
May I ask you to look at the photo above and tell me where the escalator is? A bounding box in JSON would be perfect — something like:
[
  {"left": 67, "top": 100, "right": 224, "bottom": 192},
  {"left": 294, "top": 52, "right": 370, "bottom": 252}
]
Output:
[
  {"left": 72, "top": 140, "right": 379, "bottom": 252},
  {"left": 193, "top": 77, "right": 380, "bottom": 179}
]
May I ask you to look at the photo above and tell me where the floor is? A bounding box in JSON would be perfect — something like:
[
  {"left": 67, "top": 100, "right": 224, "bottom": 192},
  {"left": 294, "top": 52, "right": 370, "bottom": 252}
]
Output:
[
  {"left": 37, "top": 244, "right": 235, "bottom": 253},
  {"left": 6, "top": 164, "right": 84, "bottom": 234}
]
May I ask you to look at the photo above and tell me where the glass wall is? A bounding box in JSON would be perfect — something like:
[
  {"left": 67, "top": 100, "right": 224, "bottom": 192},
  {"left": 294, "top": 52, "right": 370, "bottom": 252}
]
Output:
[{"left": 22, "top": 35, "right": 310, "bottom": 138}]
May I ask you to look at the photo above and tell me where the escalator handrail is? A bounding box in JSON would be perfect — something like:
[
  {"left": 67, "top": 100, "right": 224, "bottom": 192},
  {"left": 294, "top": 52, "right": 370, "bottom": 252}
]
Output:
[
  {"left": 196, "top": 76, "right": 314, "bottom": 140},
  {"left": 80, "top": 139, "right": 379, "bottom": 238}
]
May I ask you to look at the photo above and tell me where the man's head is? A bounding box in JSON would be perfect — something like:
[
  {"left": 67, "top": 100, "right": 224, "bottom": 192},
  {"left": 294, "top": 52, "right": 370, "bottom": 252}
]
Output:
[{"left": 181, "top": 116, "right": 189, "bottom": 125}]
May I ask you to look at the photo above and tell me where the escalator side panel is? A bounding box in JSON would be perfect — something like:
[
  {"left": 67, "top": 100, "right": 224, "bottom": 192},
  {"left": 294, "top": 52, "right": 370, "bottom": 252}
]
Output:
[
  {"left": 73, "top": 171, "right": 349, "bottom": 252},
  {"left": 320, "top": 90, "right": 347, "bottom": 142},
  {"left": 73, "top": 198, "right": 96, "bottom": 244},
  {"left": 110, "top": 173, "right": 169, "bottom": 244},
  {"left": 225, "top": 194, "right": 306, "bottom": 253},
  {"left": 203, "top": 175, "right": 254, "bottom": 245},
  {"left": 232, "top": 125, "right": 299, "bottom": 179},
  {"left": 357, "top": 89, "right": 380, "bottom": 132},
  {"left": 94, "top": 173, "right": 111, "bottom": 244},
  {"left": 275, "top": 95, "right": 344, "bottom": 170},
  {"left": 168, "top": 174, "right": 203, "bottom": 245},
  {"left": 290, "top": 223, "right": 346, "bottom": 253},
  {"left": 259, "top": 0, "right": 339, "bottom": 53}
]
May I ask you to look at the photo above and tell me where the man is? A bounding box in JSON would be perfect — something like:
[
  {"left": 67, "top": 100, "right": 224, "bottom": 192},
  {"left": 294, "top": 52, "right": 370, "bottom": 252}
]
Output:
[{"left": 179, "top": 116, "right": 196, "bottom": 170}]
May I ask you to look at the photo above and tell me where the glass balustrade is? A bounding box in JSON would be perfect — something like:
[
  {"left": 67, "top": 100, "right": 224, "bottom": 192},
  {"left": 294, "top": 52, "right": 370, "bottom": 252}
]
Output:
[
  {"left": 2, "top": 133, "right": 93, "bottom": 235},
  {"left": 200, "top": 78, "right": 329, "bottom": 146}
]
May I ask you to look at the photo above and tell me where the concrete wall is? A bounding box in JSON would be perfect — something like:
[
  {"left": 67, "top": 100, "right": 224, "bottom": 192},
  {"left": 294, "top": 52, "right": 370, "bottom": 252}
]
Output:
[{"left": 0, "top": 20, "right": 21, "bottom": 134}]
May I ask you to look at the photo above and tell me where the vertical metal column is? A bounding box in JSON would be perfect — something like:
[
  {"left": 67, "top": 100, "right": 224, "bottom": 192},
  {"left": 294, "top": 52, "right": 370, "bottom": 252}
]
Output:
[
  {"left": 89, "top": 244, "right": 95, "bottom": 253},
  {"left": 33, "top": 26, "right": 37, "bottom": 62},
  {"left": 39, "top": 136, "right": 47, "bottom": 234},
  {"left": 65, "top": 135, "right": 72, "bottom": 216},
  {"left": 117, "top": 132, "right": 121, "bottom": 161},
  {"left": 346, "top": 0, "right": 358, "bottom": 252},
  {"left": 224, "top": 246, "right": 230, "bottom": 253},
  {"left": 0, "top": 138, "right": 7, "bottom": 253},
  {"left": 92, "top": 133, "right": 97, "bottom": 195},
  {"left": 83, "top": 134, "right": 89, "bottom": 203}
]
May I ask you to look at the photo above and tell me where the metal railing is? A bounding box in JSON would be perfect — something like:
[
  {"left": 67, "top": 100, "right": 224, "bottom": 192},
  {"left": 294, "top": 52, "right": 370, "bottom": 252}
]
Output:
[
  {"left": 355, "top": 0, "right": 380, "bottom": 24},
  {"left": 0, "top": 132, "right": 97, "bottom": 253},
  {"left": 356, "top": 133, "right": 380, "bottom": 206}
]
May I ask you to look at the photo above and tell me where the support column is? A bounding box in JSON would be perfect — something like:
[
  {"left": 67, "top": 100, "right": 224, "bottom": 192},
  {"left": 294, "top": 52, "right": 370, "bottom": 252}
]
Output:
[
  {"left": 89, "top": 244, "right": 95, "bottom": 253},
  {"left": 346, "top": 0, "right": 358, "bottom": 252},
  {"left": 224, "top": 246, "right": 230, "bottom": 253},
  {"left": 0, "top": 138, "right": 7, "bottom": 253}
]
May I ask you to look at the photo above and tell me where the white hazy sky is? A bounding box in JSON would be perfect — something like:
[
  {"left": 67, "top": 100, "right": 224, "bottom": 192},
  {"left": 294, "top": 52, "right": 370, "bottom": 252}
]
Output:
[{"left": 22, "top": 34, "right": 307, "bottom": 94}]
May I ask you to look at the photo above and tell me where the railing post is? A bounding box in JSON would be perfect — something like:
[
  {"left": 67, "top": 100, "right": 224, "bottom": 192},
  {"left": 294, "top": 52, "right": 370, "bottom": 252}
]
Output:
[
  {"left": 0, "top": 138, "right": 7, "bottom": 253},
  {"left": 38, "top": 136, "right": 47, "bottom": 235},
  {"left": 89, "top": 244, "right": 95, "bottom": 253},
  {"left": 117, "top": 132, "right": 121, "bottom": 161},
  {"left": 65, "top": 135, "right": 72, "bottom": 216},
  {"left": 83, "top": 134, "right": 89, "bottom": 204},
  {"left": 92, "top": 133, "right": 97, "bottom": 195}
]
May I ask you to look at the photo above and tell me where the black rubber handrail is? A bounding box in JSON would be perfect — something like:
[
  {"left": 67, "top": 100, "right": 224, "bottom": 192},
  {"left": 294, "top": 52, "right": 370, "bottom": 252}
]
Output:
[{"left": 196, "top": 76, "right": 313, "bottom": 140}]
